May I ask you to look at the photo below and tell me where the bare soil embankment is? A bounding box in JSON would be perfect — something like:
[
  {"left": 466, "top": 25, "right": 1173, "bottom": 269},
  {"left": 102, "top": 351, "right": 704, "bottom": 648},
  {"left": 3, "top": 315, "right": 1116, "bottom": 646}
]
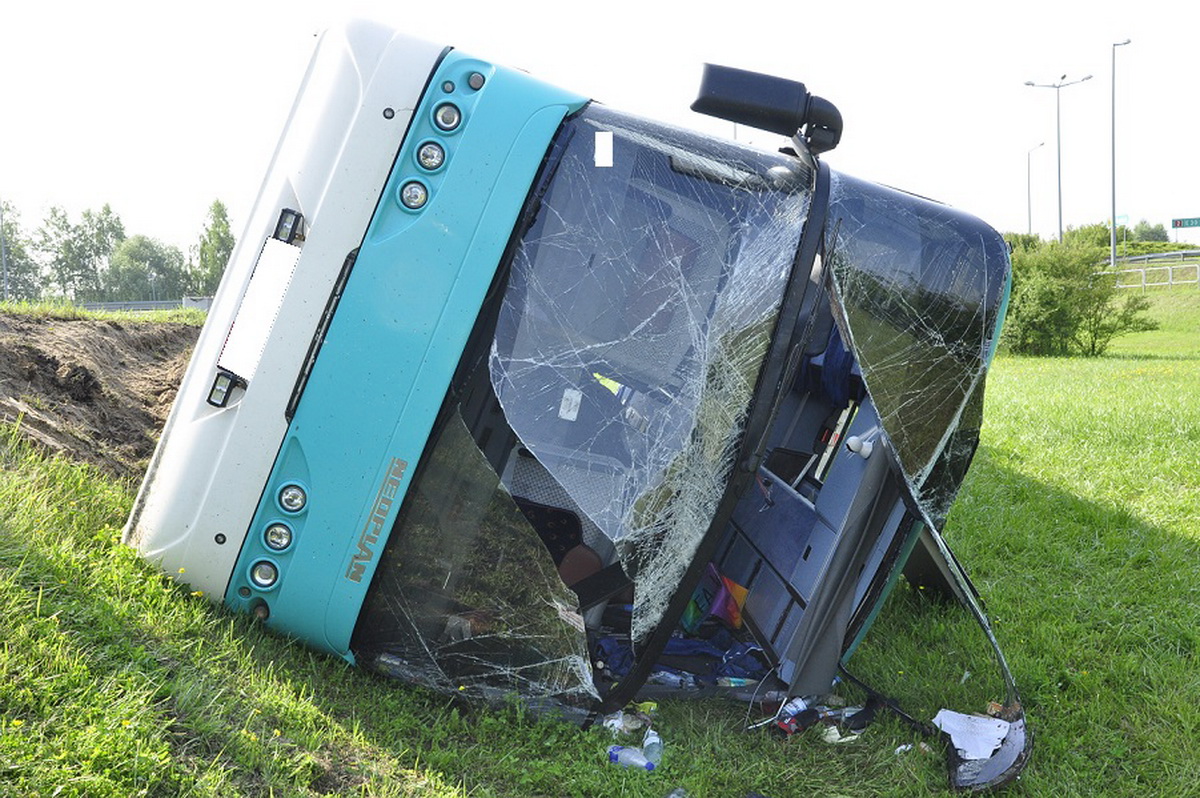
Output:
[{"left": 0, "top": 312, "right": 199, "bottom": 480}]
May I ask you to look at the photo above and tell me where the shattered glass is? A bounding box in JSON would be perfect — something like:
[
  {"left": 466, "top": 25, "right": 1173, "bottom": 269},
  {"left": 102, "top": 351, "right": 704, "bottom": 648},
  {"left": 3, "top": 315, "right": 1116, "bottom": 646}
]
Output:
[
  {"left": 822, "top": 172, "right": 1010, "bottom": 527},
  {"left": 488, "top": 106, "right": 812, "bottom": 643},
  {"left": 351, "top": 414, "right": 597, "bottom": 708},
  {"left": 821, "top": 171, "right": 1027, "bottom": 787}
]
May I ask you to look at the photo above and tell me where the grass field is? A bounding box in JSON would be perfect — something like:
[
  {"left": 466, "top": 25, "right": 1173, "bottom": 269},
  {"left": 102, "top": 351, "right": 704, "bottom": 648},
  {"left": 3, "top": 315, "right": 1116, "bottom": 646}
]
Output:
[
  {"left": 0, "top": 300, "right": 208, "bottom": 327},
  {"left": 0, "top": 291, "right": 1197, "bottom": 796}
]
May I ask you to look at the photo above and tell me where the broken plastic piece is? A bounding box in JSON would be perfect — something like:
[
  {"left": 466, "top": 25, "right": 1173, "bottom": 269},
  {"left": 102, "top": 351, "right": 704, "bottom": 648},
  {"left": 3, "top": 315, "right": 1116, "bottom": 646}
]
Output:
[{"left": 932, "top": 709, "right": 1011, "bottom": 760}]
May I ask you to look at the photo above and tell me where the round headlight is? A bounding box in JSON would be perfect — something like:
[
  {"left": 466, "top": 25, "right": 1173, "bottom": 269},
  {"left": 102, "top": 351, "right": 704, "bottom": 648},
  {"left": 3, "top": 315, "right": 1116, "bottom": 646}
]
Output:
[
  {"left": 250, "top": 560, "right": 278, "bottom": 589},
  {"left": 264, "top": 523, "right": 293, "bottom": 551},
  {"left": 400, "top": 181, "right": 429, "bottom": 209},
  {"left": 434, "top": 103, "right": 462, "bottom": 131},
  {"left": 278, "top": 484, "right": 307, "bottom": 513},
  {"left": 417, "top": 142, "right": 445, "bottom": 171}
]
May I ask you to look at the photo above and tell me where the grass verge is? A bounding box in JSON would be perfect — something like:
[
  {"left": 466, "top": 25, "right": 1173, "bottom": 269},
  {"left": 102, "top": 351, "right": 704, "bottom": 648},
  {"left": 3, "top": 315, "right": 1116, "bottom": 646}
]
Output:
[
  {"left": 1, "top": 291, "right": 1197, "bottom": 795},
  {"left": 0, "top": 300, "right": 206, "bottom": 327}
]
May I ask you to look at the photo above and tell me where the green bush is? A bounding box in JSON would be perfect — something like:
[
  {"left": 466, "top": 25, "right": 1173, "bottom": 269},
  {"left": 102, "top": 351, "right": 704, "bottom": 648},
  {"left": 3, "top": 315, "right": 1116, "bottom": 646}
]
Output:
[{"left": 1001, "top": 236, "right": 1157, "bottom": 357}]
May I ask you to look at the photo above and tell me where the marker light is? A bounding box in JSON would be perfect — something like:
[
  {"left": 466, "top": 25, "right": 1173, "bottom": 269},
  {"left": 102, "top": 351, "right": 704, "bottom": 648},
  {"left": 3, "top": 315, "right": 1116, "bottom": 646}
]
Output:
[
  {"left": 250, "top": 561, "right": 278, "bottom": 589},
  {"left": 278, "top": 484, "right": 307, "bottom": 512},
  {"left": 417, "top": 142, "right": 445, "bottom": 170},
  {"left": 264, "top": 523, "right": 293, "bottom": 551},
  {"left": 400, "top": 182, "right": 429, "bottom": 209},
  {"left": 206, "top": 370, "right": 238, "bottom": 407},
  {"left": 434, "top": 103, "right": 462, "bottom": 131},
  {"left": 272, "top": 208, "right": 304, "bottom": 243}
]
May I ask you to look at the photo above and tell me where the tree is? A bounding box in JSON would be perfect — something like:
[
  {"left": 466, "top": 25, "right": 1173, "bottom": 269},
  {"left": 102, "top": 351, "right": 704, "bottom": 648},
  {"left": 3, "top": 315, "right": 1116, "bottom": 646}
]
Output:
[
  {"left": 103, "top": 235, "right": 188, "bottom": 302},
  {"left": 190, "top": 199, "right": 236, "bottom": 295},
  {"left": 37, "top": 204, "right": 125, "bottom": 301},
  {"left": 1132, "top": 219, "right": 1169, "bottom": 242},
  {"left": 1001, "top": 237, "right": 1157, "bottom": 357},
  {"left": 1062, "top": 222, "right": 1112, "bottom": 248},
  {"left": 1, "top": 201, "right": 43, "bottom": 301}
]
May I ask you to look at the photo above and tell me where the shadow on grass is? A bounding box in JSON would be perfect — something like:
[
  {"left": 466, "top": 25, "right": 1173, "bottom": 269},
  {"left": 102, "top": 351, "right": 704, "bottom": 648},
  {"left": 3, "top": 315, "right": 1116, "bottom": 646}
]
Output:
[{"left": 851, "top": 446, "right": 1200, "bottom": 796}]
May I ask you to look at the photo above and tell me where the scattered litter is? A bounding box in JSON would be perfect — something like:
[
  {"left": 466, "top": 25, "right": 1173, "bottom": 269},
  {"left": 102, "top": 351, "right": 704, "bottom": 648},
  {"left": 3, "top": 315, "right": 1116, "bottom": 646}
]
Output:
[
  {"left": 646, "top": 670, "right": 697, "bottom": 689},
  {"left": 932, "top": 709, "right": 1011, "bottom": 760},
  {"left": 602, "top": 710, "right": 647, "bottom": 736},
  {"left": 960, "top": 670, "right": 971, "bottom": 684},
  {"left": 841, "top": 697, "right": 880, "bottom": 733},
  {"left": 894, "top": 742, "right": 934, "bottom": 755},
  {"left": 820, "top": 725, "right": 859, "bottom": 744},
  {"left": 643, "top": 727, "right": 663, "bottom": 766},
  {"left": 767, "top": 695, "right": 877, "bottom": 738},
  {"left": 774, "top": 707, "right": 819, "bottom": 736},
  {"left": 663, "top": 790, "right": 690, "bottom": 798},
  {"left": 608, "top": 745, "right": 655, "bottom": 771},
  {"left": 602, "top": 700, "right": 658, "bottom": 737}
]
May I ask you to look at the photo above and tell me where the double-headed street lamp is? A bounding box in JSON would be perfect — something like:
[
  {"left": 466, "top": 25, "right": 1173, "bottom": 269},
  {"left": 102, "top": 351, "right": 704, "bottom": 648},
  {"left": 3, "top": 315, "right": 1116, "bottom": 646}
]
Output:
[
  {"left": 1111, "top": 39, "right": 1132, "bottom": 268},
  {"left": 1025, "top": 74, "right": 1093, "bottom": 242}
]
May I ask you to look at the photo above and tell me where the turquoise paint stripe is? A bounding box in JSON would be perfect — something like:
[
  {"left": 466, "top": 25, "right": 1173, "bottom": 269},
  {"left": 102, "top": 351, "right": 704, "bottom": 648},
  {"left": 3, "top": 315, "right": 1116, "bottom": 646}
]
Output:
[
  {"left": 987, "top": 265, "right": 1013, "bottom": 367},
  {"left": 225, "top": 50, "right": 587, "bottom": 660}
]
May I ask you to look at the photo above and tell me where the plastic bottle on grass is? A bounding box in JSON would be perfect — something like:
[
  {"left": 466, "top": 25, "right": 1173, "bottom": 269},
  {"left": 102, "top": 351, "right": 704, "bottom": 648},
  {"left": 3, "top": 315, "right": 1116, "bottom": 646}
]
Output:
[
  {"left": 608, "top": 745, "right": 655, "bottom": 771},
  {"left": 642, "top": 728, "right": 663, "bottom": 766}
]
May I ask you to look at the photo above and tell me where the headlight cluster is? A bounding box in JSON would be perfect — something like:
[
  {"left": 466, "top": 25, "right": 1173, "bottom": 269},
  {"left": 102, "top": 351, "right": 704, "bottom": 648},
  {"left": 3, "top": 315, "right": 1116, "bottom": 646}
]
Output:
[
  {"left": 397, "top": 69, "right": 487, "bottom": 213},
  {"left": 243, "top": 482, "right": 308, "bottom": 597}
]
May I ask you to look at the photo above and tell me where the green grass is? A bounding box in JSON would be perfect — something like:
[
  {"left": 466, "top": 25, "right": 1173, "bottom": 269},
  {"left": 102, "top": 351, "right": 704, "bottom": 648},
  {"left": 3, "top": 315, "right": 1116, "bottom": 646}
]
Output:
[
  {"left": 1105, "top": 288, "right": 1200, "bottom": 358},
  {"left": 1, "top": 291, "right": 1198, "bottom": 795},
  {"left": 0, "top": 299, "right": 207, "bottom": 327}
]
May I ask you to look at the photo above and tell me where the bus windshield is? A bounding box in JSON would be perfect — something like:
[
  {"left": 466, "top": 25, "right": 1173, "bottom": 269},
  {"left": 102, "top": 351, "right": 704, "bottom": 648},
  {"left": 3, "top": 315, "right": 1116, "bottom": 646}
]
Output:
[{"left": 490, "top": 105, "right": 813, "bottom": 642}]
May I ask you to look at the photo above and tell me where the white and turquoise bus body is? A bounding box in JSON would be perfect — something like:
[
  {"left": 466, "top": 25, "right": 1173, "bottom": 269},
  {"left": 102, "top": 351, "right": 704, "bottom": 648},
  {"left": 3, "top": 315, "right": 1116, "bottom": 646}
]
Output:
[{"left": 126, "top": 20, "right": 1028, "bottom": 789}]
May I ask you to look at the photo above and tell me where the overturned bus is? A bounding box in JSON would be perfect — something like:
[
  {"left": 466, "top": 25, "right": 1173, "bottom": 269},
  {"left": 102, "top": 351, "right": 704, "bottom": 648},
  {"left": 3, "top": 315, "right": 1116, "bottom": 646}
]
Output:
[{"left": 125, "top": 20, "right": 1028, "bottom": 790}]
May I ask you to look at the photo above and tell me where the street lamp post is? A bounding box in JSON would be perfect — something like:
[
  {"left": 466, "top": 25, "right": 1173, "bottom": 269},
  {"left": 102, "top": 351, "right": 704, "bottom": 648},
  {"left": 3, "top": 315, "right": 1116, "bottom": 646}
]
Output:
[
  {"left": 1025, "top": 74, "right": 1093, "bottom": 242},
  {"left": 1111, "top": 39, "right": 1131, "bottom": 269},
  {"left": 1027, "top": 142, "right": 1044, "bottom": 235}
]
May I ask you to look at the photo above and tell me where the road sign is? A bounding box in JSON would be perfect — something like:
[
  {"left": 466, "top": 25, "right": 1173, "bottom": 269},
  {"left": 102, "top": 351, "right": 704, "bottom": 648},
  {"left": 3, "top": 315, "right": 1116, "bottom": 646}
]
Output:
[{"left": 1172, "top": 218, "right": 1200, "bottom": 228}]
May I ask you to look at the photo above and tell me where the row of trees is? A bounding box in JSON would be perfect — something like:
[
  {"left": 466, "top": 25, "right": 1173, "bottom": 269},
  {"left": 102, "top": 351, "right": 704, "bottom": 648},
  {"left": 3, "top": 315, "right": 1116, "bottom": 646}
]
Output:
[
  {"left": 0, "top": 200, "right": 235, "bottom": 303},
  {"left": 1001, "top": 221, "right": 1174, "bottom": 357}
]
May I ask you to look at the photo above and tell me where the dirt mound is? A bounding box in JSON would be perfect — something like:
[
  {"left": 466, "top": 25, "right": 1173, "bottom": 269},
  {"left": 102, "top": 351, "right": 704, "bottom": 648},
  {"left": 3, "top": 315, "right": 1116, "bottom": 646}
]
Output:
[{"left": 0, "top": 312, "right": 200, "bottom": 481}]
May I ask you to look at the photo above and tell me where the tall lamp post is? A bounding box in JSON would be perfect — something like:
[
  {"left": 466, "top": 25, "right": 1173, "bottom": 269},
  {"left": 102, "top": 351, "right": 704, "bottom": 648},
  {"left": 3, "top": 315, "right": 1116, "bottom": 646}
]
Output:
[
  {"left": 1027, "top": 142, "right": 1044, "bottom": 235},
  {"left": 1025, "top": 74, "right": 1093, "bottom": 242},
  {"left": 1111, "top": 39, "right": 1131, "bottom": 268}
]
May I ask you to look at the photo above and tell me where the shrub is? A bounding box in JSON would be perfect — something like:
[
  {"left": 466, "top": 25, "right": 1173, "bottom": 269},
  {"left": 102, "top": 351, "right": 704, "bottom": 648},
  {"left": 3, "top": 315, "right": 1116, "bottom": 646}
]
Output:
[{"left": 1002, "top": 237, "right": 1157, "bottom": 357}]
